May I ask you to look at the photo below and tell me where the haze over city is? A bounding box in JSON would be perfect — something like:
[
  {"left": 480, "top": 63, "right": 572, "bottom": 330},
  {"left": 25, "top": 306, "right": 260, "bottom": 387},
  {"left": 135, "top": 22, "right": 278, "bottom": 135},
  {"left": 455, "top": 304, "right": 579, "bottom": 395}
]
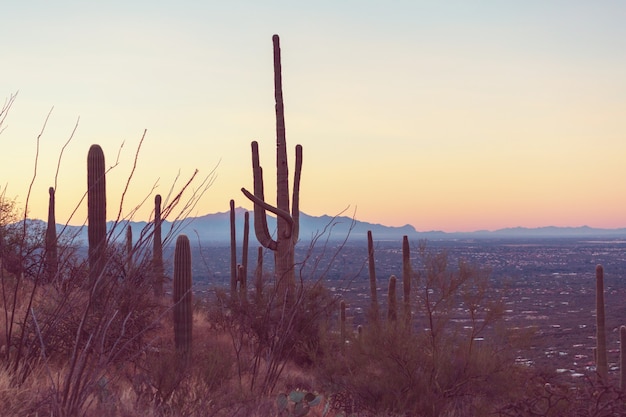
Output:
[{"left": 2, "top": 1, "right": 625, "bottom": 233}]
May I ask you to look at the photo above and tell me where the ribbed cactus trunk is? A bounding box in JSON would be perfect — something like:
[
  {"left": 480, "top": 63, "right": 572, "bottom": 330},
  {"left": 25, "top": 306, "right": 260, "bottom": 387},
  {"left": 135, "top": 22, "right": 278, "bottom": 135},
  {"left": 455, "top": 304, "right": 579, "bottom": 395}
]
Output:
[
  {"left": 44, "top": 187, "right": 58, "bottom": 283},
  {"left": 621, "top": 325, "right": 626, "bottom": 391},
  {"left": 402, "top": 235, "right": 411, "bottom": 329},
  {"left": 255, "top": 246, "right": 264, "bottom": 301},
  {"left": 340, "top": 300, "right": 347, "bottom": 351},
  {"left": 367, "top": 231, "right": 379, "bottom": 323},
  {"left": 153, "top": 194, "right": 164, "bottom": 297},
  {"left": 596, "top": 264, "right": 608, "bottom": 383},
  {"left": 241, "top": 34, "right": 302, "bottom": 305},
  {"left": 230, "top": 199, "right": 237, "bottom": 299},
  {"left": 87, "top": 145, "right": 107, "bottom": 298},
  {"left": 240, "top": 210, "right": 249, "bottom": 302},
  {"left": 125, "top": 225, "right": 133, "bottom": 277},
  {"left": 173, "top": 234, "right": 193, "bottom": 360},
  {"left": 388, "top": 275, "right": 397, "bottom": 322}
]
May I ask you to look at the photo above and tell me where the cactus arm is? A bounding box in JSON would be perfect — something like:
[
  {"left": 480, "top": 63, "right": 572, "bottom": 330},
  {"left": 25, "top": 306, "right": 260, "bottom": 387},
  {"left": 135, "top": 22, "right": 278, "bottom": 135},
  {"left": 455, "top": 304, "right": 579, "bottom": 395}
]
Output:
[
  {"left": 251, "top": 141, "right": 273, "bottom": 244},
  {"left": 291, "top": 144, "right": 302, "bottom": 242},
  {"left": 241, "top": 187, "right": 293, "bottom": 241}
]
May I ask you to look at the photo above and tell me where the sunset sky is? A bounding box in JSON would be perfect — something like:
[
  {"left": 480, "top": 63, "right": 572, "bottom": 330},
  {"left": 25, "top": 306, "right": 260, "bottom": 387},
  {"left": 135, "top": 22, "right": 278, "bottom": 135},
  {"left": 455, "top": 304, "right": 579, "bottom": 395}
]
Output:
[{"left": 2, "top": 1, "right": 625, "bottom": 233}]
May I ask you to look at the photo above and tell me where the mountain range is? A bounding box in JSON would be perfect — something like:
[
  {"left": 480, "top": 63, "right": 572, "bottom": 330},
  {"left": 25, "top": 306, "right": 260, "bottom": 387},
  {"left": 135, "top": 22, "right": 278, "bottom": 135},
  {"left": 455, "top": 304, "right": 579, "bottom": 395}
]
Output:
[{"left": 44, "top": 208, "right": 626, "bottom": 245}]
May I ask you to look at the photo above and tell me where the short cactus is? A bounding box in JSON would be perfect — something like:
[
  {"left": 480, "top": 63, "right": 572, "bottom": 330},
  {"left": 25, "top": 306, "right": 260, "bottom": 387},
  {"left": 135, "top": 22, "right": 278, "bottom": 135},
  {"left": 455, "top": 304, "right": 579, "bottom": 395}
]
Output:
[
  {"left": 173, "top": 234, "right": 193, "bottom": 359},
  {"left": 87, "top": 144, "right": 107, "bottom": 296},
  {"left": 44, "top": 187, "right": 58, "bottom": 283}
]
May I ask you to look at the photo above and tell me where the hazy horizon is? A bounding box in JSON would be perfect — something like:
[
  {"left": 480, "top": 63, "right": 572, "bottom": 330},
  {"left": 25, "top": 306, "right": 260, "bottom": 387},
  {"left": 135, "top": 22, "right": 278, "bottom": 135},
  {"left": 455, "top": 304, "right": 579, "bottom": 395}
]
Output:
[{"left": 3, "top": 2, "right": 625, "bottom": 233}]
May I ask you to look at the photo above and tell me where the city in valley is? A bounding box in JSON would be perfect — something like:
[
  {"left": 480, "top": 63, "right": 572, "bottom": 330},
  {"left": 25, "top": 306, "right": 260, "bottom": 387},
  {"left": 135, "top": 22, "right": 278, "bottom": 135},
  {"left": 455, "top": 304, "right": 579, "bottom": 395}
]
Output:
[{"left": 182, "top": 236, "right": 626, "bottom": 381}]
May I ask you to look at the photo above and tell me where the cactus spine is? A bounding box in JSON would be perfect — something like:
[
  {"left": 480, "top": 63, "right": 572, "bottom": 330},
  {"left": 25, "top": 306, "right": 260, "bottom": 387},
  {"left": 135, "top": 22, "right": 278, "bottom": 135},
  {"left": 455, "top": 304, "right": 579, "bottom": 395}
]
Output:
[
  {"left": 402, "top": 235, "right": 411, "bottom": 329},
  {"left": 241, "top": 34, "right": 303, "bottom": 303},
  {"left": 388, "top": 275, "right": 397, "bottom": 322},
  {"left": 153, "top": 194, "right": 164, "bottom": 297},
  {"left": 173, "top": 234, "right": 192, "bottom": 359},
  {"left": 44, "top": 187, "right": 58, "bottom": 283},
  {"left": 367, "top": 230, "right": 379, "bottom": 322},
  {"left": 87, "top": 144, "right": 107, "bottom": 295},
  {"left": 596, "top": 264, "right": 608, "bottom": 382}
]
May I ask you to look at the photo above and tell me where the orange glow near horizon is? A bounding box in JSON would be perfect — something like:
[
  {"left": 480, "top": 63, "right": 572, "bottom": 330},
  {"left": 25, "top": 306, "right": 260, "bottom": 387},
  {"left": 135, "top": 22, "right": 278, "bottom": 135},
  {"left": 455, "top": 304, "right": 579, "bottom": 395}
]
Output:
[{"left": 2, "top": 2, "right": 626, "bottom": 234}]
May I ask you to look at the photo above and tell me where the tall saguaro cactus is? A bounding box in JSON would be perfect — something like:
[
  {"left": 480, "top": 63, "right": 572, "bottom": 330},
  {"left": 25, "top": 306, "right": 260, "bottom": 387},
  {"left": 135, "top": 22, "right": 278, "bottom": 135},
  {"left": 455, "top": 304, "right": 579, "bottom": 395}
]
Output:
[
  {"left": 367, "top": 231, "right": 379, "bottom": 322},
  {"left": 241, "top": 34, "right": 303, "bottom": 301},
  {"left": 596, "top": 264, "right": 608, "bottom": 382},
  {"left": 153, "top": 194, "right": 164, "bottom": 297},
  {"left": 173, "top": 234, "right": 193, "bottom": 359},
  {"left": 125, "top": 225, "right": 133, "bottom": 277},
  {"left": 44, "top": 187, "right": 58, "bottom": 282},
  {"left": 230, "top": 199, "right": 238, "bottom": 299},
  {"left": 621, "top": 325, "right": 626, "bottom": 391},
  {"left": 87, "top": 144, "right": 107, "bottom": 294},
  {"left": 402, "top": 235, "right": 411, "bottom": 329}
]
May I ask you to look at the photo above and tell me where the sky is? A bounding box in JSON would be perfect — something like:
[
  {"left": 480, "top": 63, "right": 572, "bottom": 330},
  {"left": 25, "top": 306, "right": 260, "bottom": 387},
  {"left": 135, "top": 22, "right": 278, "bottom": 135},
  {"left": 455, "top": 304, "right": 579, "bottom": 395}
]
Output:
[{"left": 2, "top": 1, "right": 626, "bottom": 233}]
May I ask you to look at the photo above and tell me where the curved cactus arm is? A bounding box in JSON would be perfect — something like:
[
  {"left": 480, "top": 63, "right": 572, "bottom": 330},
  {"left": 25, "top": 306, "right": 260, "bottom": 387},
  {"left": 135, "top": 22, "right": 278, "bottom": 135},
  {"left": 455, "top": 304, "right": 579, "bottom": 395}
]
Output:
[
  {"left": 241, "top": 187, "right": 293, "bottom": 242},
  {"left": 291, "top": 144, "right": 302, "bottom": 242},
  {"left": 251, "top": 141, "right": 274, "bottom": 244}
]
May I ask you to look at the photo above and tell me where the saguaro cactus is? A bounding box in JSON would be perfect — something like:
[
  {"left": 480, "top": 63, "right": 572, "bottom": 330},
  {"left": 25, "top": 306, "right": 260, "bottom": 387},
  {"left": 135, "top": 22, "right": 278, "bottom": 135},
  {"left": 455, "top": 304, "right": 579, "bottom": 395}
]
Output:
[
  {"left": 230, "top": 201, "right": 250, "bottom": 301},
  {"left": 367, "top": 230, "right": 379, "bottom": 322},
  {"left": 44, "top": 187, "right": 58, "bottom": 282},
  {"left": 340, "top": 300, "right": 347, "bottom": 348},
  {"left": 596, "top": 264, "right": 608, "bottom": 382},
  {"left": 388, "top": 275, "right": 397, "bottom": 322},
  {"left": 241, "top": 34, "right": 303, "bottom": 302},
  {"left": 125, "top": 225, "right": 133, "bottom": 276},
  {"left": 173, "top": 234, "right": 193, "bottom": 359},
  {"left": 621, "top": 325, "right": 626, "bottom": 391},
  {"left": 402, "top": 235, "right": 411, "bottom": 329},
  {"left": 255, "top": 246, "right": 264, "bottom": 301},
  {"left": 241, "top": 210, "right": 249, "bottom": 300},
  {"left": 87, "top": 144, "right": 107, "bottom": 294},
  {"left": 153, "top": 194, "right": 164, "bottom": 297},
  {"left": 230, "top": 199, "right": 237, "bottom": 299}
]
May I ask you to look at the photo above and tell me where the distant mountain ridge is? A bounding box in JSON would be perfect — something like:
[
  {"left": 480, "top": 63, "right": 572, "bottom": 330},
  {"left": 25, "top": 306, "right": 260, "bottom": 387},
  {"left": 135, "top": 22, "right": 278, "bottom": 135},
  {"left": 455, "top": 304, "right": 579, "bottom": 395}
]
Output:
[{"left": 41, "top": 208, "right": 626, "bottom": 244}]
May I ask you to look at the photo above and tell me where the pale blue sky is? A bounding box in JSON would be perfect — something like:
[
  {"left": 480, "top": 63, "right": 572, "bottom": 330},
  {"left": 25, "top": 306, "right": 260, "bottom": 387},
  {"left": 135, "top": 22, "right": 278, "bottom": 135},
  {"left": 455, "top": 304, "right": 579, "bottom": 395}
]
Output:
[{"left": 2, "top": 1, "right": 626, "bottom": 231}]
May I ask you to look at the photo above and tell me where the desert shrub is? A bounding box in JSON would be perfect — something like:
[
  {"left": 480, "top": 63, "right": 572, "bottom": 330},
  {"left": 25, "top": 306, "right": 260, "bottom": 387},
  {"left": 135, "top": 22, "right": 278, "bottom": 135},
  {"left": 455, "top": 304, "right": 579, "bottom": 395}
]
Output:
[
  {"left": 210, "top": 278, "right": 337, "bottom": 396},
  {"left": 315, "top": 245, "right": 525, "bottom": 416},
  {"left": 496, "top": 373, "right": 626, "bottom": 417}
]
